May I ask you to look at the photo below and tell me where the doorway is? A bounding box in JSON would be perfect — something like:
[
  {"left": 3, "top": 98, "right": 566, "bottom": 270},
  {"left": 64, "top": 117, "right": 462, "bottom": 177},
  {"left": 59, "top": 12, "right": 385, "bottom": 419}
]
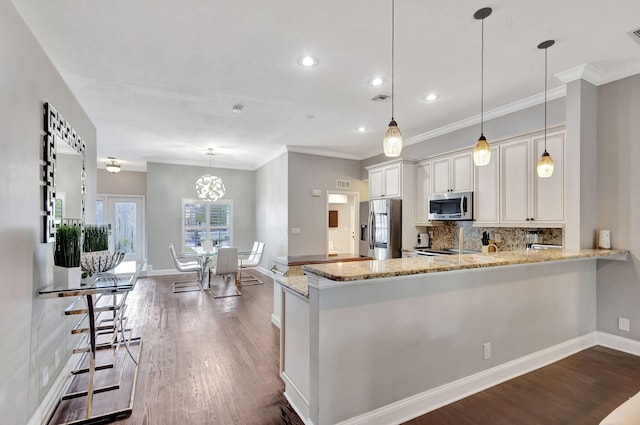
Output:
[
  {"left": 96, "top": 195, "right": 145, "bottom": 262},
  {"left": 326, "top": 191, "right": 360, "bottom": 256}
]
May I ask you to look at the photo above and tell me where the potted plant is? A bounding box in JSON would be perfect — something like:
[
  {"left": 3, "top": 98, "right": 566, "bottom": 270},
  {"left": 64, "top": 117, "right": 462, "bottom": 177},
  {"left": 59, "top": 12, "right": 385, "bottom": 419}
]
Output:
[
  {"left": 53, "top": 224, "right": 82, "bottom": 288},
  {"left": 81, "top": 224, "right": 125, "bottom": 275},
  {"left": 83, "top": 224, "right": 109, "bottom": 253}
]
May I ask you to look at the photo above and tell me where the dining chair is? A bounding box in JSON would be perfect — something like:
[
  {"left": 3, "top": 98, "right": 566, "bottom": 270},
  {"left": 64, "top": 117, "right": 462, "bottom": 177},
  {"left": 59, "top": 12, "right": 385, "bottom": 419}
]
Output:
[
  {"left": 210, "top": 247, "right": 241, "bottom": 298},
  {"left": 239, "top": 241, "right": 265, "bottom": 286},
  {"left": 169, "top": 243, "right": 203, "bottom": 293}
]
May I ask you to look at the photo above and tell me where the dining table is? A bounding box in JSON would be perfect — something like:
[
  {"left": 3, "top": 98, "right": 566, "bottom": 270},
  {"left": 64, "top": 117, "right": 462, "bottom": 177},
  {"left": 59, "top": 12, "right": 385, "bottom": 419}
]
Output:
[{"left": 191, "top": 246, "right": 253, "bottom": 290}]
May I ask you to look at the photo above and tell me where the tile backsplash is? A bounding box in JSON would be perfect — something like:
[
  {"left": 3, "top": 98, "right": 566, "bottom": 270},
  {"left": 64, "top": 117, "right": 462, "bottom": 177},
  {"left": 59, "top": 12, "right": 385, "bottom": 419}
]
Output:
[{"left": 425, "top": 222, "right": 564, "bottom": 252}]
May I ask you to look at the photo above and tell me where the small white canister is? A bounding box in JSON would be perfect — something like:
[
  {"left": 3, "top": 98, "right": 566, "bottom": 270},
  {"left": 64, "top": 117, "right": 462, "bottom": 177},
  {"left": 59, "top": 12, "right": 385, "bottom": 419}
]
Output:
[{"left": 598, "top": 230, "right": 611, "bottom": 249}]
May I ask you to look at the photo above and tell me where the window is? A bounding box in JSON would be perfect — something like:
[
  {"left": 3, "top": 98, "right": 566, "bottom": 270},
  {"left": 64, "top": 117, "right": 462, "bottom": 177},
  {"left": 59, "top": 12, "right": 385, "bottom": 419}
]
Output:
[{"left": 182, "top": 199, "right": 232, "bottom": 252}]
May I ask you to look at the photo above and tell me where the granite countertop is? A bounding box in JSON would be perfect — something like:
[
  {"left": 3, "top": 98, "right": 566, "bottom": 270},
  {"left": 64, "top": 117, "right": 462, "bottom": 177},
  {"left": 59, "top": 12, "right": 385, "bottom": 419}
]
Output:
[
  {"left": 276, "top": 275, "right": 309, "bottom": 298},
  {"left": 273, "top": 254, "right": 371, "bottom": 266},
  {"left": 301, "top": 249, "right": 628, "bottom": 282}
]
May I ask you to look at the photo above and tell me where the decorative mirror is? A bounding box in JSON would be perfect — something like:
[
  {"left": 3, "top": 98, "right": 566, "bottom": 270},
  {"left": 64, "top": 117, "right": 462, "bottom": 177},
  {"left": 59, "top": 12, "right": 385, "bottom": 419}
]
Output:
[{"left": 42, "top": 103, "right": 86, "bottom": 242}]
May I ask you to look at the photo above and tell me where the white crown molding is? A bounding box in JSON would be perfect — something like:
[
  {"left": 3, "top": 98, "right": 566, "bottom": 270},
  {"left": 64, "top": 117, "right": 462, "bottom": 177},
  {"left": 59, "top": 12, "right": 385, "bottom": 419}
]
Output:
[
  {"left": 555, "top": 63, "right": 603, "bottom": 85},
  {"left": 285, "top": 145, "right": 363, "bottom": 161},
  {"left": 598, "top": 61, "right": 640, "bottom": 86},
  {"left": 404, "top": 85, "right": 567, "bottom": 147},
  {"left": 253, "top": 145, "right": 289, "bottom": 170}
]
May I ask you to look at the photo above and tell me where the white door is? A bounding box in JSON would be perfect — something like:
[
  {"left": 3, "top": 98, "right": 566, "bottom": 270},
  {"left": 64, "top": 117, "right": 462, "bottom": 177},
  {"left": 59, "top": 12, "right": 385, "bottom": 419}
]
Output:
[{"left": 97, "top": 195, "right": 145, "bottom": 262}]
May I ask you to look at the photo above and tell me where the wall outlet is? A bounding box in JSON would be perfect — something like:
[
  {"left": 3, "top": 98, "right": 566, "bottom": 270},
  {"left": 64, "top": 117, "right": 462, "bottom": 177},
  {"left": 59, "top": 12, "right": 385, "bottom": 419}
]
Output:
[
  {"left": 483, "top": 342, "right": 491, "bottom": 360},
  {"left": 291, "top": 227, "right": 302, "bottom": 234},
  {"left": 494, "top": 233, "right": 502, "bottom": 243},
  {"left": 619, "top": 317, "right": 630, "bottom": 332}
]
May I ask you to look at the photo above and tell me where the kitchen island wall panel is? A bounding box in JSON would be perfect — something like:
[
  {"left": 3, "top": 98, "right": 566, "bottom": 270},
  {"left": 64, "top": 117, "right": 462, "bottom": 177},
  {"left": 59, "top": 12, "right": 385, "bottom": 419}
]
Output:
[{"left": 305, "top": 260, "right": 597, "bottom": 425}]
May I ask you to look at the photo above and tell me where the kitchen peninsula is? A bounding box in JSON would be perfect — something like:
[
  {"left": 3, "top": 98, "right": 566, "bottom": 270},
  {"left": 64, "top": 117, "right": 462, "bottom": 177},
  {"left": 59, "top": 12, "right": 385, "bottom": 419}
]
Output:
[
  {"left": 278, "top": 249, "right": 627, "bottom": 425},
  {"left": 271, "top": 253, "right": 371, "bottom": 327}
]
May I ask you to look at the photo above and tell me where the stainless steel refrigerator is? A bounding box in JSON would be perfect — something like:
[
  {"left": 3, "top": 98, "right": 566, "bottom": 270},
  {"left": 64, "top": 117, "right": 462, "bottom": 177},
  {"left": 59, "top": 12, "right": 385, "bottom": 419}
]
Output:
[{"left": 368, "top": 198, "right": 402, "bottom": 260}]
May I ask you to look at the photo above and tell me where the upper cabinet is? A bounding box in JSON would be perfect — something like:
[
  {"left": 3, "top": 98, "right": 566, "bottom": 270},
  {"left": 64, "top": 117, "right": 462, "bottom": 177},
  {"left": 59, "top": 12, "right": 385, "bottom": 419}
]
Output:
[
  {"left": 367, "top": 160, "right": 417, "bottom": 250},
  {"left": 532, "top": 131, "right": 565, "bottom": 223},
  {"left": 431, "top": 151, "right": 474, "bottom": 194},
  {"left": 474, "top": 146, "right": 500, "bottom": 225},
  {"left": 500, "top": 130, "right": 565, "bottom": 226},
  {"left": 368, "top": 161, "right": 402, "bottom": 199}
]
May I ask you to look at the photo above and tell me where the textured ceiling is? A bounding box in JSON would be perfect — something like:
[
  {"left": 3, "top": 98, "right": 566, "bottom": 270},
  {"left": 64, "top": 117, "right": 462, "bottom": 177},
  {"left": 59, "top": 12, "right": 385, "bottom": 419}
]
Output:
[{"left": 11, "top": 0, "right": 640, "bottom": 171}]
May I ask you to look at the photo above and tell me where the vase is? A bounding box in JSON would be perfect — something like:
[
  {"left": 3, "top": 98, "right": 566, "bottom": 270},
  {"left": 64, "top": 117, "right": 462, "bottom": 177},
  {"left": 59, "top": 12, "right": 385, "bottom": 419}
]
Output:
[{"left": 53, "top": 265, "right": 82, "bottom": 289}]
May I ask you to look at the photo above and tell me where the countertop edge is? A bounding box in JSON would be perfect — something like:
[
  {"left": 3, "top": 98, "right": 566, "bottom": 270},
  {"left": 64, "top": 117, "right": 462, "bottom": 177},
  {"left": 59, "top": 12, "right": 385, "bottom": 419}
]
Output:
[{"left": 301, "top": 249, "right": 628, "bottom": 282}]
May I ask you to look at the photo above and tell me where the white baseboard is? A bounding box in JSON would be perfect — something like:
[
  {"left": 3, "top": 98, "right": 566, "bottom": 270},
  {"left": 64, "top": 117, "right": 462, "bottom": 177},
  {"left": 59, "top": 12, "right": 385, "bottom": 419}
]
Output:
[
  {"left": 271, "top": 314, "right": 281, "bottom": 328},
  {"left": 596, "top": 331, "right": 640, "bottom": 356},
  {"left": 336, "top": 332, "right": 599, "bottom": 425},
  {"left": 27, "top": 354, "right": 81, "bottom": 425},
  {"left": 256, "top": 265, "right": 273, "bottom": 276}
]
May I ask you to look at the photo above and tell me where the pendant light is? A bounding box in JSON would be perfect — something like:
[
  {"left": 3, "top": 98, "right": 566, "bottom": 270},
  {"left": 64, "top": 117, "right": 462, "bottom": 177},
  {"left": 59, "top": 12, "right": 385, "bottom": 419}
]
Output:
[
  {"left": 195, "top": 148, "right": 226, "bottom": 202},
  {"left": 105, "top": 157, "right": 121, "bottom": 174},
  {"left": 472, "top": 7, "right": 492, "bottom": 167},
  {"left": 537, "top": 40, "right": 555, "bottom": 178},
  {"left": 383, "top": 0, "right": 402, "bottom": 157}
]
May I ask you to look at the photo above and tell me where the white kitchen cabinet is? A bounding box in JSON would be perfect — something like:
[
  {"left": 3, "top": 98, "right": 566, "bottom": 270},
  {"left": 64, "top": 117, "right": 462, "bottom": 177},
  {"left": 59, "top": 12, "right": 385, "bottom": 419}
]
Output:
[
  {"left": 533, "top": 131, "right": 564, "bottom": 223},
  {"left": 500, "top": 130, "right": 564, "bottom": 225},
  {"left": 474, "top": 146, "right": 500, "bottom": 224},
  {"left": 366, "top": 160, "right": 417, "bottom": 250},
  {"left": 414, "top": 160, "right": 431, "bottom": 225},
  {"left": 431, "top": 151, "right": 473, "bottom": 194},
  {"left": 368, "top": 162, "right": 401, "bottom": 199}
]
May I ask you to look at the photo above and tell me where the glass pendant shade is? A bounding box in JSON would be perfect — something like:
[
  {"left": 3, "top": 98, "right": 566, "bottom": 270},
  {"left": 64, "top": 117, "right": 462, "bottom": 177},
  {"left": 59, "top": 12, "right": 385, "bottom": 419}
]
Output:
[
  {"left": 196, "top": 174, "right": 226, "bottom": 201},
  {"left": 383, "top": 119, "right": 403, "bottom": 157},
  {"left": 537, "top": 151, "right": 554, "bottom": 178},
  {"left": 472, "top": 135, "right": 491, "bottom": 166}
]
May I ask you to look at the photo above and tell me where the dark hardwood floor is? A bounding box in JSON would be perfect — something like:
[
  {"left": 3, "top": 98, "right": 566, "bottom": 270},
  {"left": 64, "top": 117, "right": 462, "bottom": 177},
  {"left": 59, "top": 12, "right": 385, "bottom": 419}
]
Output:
[
  {"left": 50, "top": 269, "right": 640, "bottom": 424},
  {"left": 120, "top": 271, "right": 289, "bottom": 425},
  {"left": 403, "top": 345, "right": 640, "bottom": 425}
]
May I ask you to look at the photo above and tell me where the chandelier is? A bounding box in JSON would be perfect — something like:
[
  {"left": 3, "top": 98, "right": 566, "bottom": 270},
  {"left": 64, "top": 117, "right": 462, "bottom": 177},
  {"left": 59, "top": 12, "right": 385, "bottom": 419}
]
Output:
[{"left": 195, "top": 148, "right": 225, "bottom": 202}]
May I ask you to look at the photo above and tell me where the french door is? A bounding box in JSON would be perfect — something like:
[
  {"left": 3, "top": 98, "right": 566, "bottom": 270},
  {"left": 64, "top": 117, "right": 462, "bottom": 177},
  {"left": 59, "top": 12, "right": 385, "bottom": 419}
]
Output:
[{"left": 96, "top": 195, "right": 145, "bottom": 262}]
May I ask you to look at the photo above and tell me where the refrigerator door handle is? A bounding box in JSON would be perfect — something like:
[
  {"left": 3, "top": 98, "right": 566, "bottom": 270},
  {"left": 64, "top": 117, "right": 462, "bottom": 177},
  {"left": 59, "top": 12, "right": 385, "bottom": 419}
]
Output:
[{"left": 369, "top": 211, "right": 375, "bottom": 249}]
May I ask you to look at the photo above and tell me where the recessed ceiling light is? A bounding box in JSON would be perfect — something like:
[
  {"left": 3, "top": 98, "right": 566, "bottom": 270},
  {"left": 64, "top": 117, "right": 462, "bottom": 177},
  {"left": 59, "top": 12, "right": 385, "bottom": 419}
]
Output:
[
  {"left": 357, "top": 126, "right": 368, "bottom": 133},
  {"left": 298, "top": 55, "right": 318, "bottom": 67},
  {"left": 368, "top": 77, "right": 386, "bottom": 87},
  {"left": 424, "top": 93, "right": 439, "bottom": 102}
]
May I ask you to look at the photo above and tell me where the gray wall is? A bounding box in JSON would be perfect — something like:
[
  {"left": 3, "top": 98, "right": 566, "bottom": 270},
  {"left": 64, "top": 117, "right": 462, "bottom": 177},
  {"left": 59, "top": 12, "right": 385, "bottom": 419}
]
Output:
[
  {"left": 596, "top": 74, "right": 640, "bottom": 337},
  {"left": 360, "top": 98, "right": 566, "bottom": 179},
  {"left": 146, "top": 162, "right": 255, "bottom": 271},
  {"left": 0, "top": 0, "right": 97, "bottom": 422},
  {"left": 97, "top": 169, "right": 147, "bottom": 196},
  {"left": 288, "top": 152, "right": 368, "bottom": 256},
  {"left": 255, "top": 153, "right": 289, "bottom": 268}
]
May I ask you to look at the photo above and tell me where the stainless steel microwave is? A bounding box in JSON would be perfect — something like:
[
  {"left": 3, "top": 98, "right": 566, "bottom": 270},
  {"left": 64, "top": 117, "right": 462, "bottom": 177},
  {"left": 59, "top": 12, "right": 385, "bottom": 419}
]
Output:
[{"left": 428, "top": 191, "right": 473, "bottom": 221}]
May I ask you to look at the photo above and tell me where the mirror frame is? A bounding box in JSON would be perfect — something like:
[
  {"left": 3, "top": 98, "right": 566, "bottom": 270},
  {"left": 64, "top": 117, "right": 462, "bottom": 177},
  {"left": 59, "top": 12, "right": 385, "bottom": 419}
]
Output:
[{"left": 42, "top": 102, "right": 86, "bottom": 243}]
